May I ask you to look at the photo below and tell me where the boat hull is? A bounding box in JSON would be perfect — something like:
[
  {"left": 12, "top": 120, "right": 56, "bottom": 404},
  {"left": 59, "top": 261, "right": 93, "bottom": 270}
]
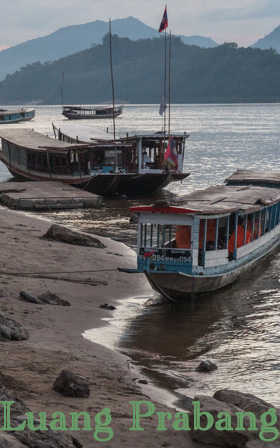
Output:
[
  {"left": 146, "top": 238, "right": 280, "bottom": 299},
  {"left": 1, "top": 157, "right": 189, "bottom": 196},
  {"left": 0, "top": 110, "right": 35, "bottom": 124},
  {"left": 62, "top": 111, "right": 122, "bottom": 120}
]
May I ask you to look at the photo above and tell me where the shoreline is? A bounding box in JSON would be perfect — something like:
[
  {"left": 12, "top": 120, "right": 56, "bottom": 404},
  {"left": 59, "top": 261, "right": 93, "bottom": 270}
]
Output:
[{"left": 0, "top": 206, "right": 206, "bottom": 447}]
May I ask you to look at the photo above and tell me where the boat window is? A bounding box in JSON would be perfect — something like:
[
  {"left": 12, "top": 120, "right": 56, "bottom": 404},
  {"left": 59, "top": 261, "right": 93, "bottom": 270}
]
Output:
[
  {"left": 140, "top": 223, "right": 182, "bottom": 249},
  {"left": 199, "top": 218, "right": 228, "bottom": 252}
]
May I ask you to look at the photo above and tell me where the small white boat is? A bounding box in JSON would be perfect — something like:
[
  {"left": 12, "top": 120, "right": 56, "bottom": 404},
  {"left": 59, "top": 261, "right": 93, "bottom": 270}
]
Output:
[
  {"left": 62, "top": 105, "right": 123, "bottom": 120},
  {"left": 120, "top": 170, "right": 280, "bottom": 299},
  {"left": 0, "top": 108, "right": 35, "bottom": 124}
]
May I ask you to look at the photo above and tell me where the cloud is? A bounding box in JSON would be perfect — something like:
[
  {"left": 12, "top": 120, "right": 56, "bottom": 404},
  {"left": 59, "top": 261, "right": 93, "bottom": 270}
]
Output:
[{"left": 202, "top": 0, "right": 280, "bottom": 22}]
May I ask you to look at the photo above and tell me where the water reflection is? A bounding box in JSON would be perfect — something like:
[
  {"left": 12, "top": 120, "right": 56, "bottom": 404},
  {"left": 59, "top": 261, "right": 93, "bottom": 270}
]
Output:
[{"left": 118, "top": 252, "right": 280, "bottom": 407}]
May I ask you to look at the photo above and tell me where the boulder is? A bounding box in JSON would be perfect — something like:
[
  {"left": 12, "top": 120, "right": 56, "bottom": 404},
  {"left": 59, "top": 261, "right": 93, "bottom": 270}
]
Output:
[
  {"left": 0, "top": 314, "right": 28, "bottom": 341},
  {"left": 0, "top": 384, "right": 82, "bottom": 447},
  {"left": 53, "top": 370, "right": 90, "bottom": 398},
  {"left": 196, "top": 360, "right": 217, "bottom": 373},
  {"left": 20, "top": 291, "right": 42, "bottom": 304},
  {"left": 42, "top": 224, "right": 105, "bottom": 248},
  {"left": 38, "top": 291, "right": 71, "bottom": 307},
  {"left": 214, "top": 389, "right": 280, "bottom": 429},
  {"left": 189, "top": 394, "right": 259, "bottom": 447}
]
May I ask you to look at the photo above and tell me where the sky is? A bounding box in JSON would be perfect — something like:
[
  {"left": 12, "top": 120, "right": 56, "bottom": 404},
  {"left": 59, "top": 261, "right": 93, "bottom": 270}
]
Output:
[{"left": 1, "top": 0, "right": 280, "bottom": 49}]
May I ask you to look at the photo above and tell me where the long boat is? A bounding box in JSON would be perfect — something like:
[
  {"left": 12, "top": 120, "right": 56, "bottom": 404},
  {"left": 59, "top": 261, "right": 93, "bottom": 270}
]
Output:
[
  {"left": 0, "top": 128, "right": 189, "bottom": 196},
  {"left": 119, "top": 170, "right": 280, "bottom": 299},
  {"left": 62, "top": 105, "right": 123, "bottom": 120},
  {"left": 52, "top": 123, "right": 190, "bottom": 195},
  {"left": 0, "top": 108, "right": 35, "bottom": 124}
]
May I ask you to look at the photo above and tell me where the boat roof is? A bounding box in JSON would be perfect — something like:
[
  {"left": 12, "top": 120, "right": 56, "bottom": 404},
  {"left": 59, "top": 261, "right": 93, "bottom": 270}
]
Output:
[
  {"left": 0, "top": 108, "right": 35, "bottom": 116},
  {"left": 53, "top": 122, "right": 119, "bottom": 142},
  {"left": 124, "top": 132, "right": 189, "bottom": 141},
  {"left": 0, "top": 128, "right": 133, "bottom": 152},
  {"left": 227, "top": 170, "right": 280, "bottom": 186},
  {"left": 131, "top": 171, "right": 280, "bottom": 216},
  {"left": 0, "top": 129, "right": 89, "bottom": 153},
  {"left": 63, "top": 105, "right": 122, "bottom": 111}
]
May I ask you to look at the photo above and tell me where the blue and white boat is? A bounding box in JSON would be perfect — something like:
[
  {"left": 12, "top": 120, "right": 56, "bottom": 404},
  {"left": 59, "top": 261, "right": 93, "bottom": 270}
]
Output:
[
  {"left": 0, "top": 108, "right": 35, "bottom": 124},
  {"left": 121, "top": 170, "right": 280, "bottom": 299}
]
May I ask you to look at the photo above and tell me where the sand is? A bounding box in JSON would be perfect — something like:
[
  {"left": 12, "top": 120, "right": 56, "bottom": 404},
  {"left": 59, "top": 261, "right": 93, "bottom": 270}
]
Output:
[{"left": 0, "top": 207, "right": 208, "bottom": 447}]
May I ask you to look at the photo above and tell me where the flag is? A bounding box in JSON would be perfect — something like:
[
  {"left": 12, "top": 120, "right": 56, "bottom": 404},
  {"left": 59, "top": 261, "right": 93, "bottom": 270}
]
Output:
[
  {"left": 159, "top": 6, "right": 168, "bottom": 33},
  {"left": 164, "top": 136, "right": 178, "bottom": 169},
  {"left": 62, "top": 72, "right": 64, "bottom": 78},
  {"left": 159, "top": 95, "right": 167, "bottom": 116}
]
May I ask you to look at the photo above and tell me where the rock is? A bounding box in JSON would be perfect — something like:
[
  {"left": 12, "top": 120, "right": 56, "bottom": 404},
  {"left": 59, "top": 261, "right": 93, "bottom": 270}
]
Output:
[
  {"left": 0, "top": 313, "right": 28, "bottom": 341},
  {"left": 20, "top": 291, "right": 42, "bottom": 304},
  {"left": 195, "top": 360, "right": 217, "bottom": 373},
  {"left": 99, "top": 303, "right": 116, "bottom": 310},
  {"left": 138, "top": 379, "right": 148, "bottom": 385},
  {"left": 42, "top": 224, "right": 105, "bottom": 248},
  {"left": 189, "top": 394, "right": 259, "bottom": 447},
  {"left": 129, "top": 213, "right": 138, "bottom": 224},
  {"left": 214, "top": 389, "right": 280, "bottom": 429},
  {"left": 0, "top": 432, "right": 27, "bottom": 447},
  {"left": 53, "top": 370, "right": 90, "bottom": 398},
  {"left": 38, "top": 291, "right": 71, "bottom": 307}
]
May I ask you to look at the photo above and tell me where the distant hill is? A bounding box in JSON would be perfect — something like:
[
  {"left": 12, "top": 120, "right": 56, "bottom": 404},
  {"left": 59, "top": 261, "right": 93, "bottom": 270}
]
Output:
[
  {"left": 180, "top": 35, "right": 217, "bottom": 48},
  {"left": 1, "top": 36, "right": 279, "bottom": 105},
  {"left": 0, "top": 17, "right": 218, "bottom": 81},
  {"left": 252, "top": 26, "right": 280, "bottom": 53}
]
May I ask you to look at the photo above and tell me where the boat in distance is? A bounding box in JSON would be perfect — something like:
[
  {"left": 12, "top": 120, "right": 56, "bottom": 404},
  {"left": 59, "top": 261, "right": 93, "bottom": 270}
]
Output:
[
  {"left": 0, "top": 108, "right": 35, "bottom": 124},
  {"left": 119, "top": 170, "right": 280, "bottom": 299},
  {"left": 0, "top": 128, "right": 190, "bottom": 196},
  {"left": 62, "top": 105, "right": 123, "bottom": 120}
]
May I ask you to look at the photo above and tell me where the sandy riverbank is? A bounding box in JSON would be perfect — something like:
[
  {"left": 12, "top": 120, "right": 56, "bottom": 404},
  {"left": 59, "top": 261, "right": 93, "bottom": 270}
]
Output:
[{"left": 0, "top": 207, "right": 208, "bottom": 448}]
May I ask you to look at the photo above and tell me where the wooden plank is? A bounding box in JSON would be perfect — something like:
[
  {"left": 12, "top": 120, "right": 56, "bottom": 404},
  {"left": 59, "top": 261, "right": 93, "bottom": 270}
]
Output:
[{"left": 0, "top": 181, "right": 102, "bottom": 210}]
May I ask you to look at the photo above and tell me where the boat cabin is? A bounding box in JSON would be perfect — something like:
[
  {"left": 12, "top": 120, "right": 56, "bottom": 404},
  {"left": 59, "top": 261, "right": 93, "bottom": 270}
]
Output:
[
  {"left": 53, "top": 124, "right": 189, "bottom": 175},
  {"left": 131, "top": 178, "right": 280, "bottom": 277}
]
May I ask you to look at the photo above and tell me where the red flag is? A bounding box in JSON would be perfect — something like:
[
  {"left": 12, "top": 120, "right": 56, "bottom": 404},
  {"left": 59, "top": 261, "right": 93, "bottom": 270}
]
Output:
[
  {"left": 159, "top": 6, "right": 168, "bottom": 33},
  {"left": 164, "top": 136, "right": 178, "bottom": 169},
  {"left": 62, "top": 72, "right": 64, "bottom": 78}
]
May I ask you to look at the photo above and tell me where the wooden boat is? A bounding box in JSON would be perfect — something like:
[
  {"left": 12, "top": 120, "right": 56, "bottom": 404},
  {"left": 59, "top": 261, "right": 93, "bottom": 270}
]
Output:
[
  {"left": 120, "top": 170, "right": 280, "bottom": 299},
  {"left": 0, "top": 108, "right": 35, "bottom": 124},
  {"left": 52, "top": 123, "right": 190, "bottom": 195},
  {"left": 62, "top": 105, "right": 123, "bottom": 120},
  {"left": 0, "top": 128, "right": 189, "bottom": 196}
]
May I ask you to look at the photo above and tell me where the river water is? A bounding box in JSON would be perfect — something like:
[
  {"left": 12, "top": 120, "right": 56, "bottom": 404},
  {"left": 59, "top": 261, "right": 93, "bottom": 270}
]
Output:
[{"left": 1, "top": 104, "right": 280, "bottom": 407}]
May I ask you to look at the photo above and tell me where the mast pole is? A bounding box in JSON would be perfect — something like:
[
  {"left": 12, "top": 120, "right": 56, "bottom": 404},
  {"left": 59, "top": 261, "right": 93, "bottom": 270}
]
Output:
[
  {"left": 61, "top": 73, "right": 64, "bottom": 107},
  {"left": 164, "top": 26, "right": 167, "bottom": 143},
  {"left": 168, "top": 31, "right": 171, "bottom": 137},
  {"left": 109, "top": 19, "right": 117, "bottom": 172}
]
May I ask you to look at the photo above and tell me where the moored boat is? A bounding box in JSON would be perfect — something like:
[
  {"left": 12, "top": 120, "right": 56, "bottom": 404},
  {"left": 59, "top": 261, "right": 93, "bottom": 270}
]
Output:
[
  {"left": 62, "top": 105, "right": 123, "bottom": 120},
  {"left": 52, "top": 123, "right": 190, "bottom": 195},
  {"left": 0, "top": 108, "right": 35, "bottom": 124},
  {"left": 120, "top": 170, "right": 280, "bottom": 299},
  {"left": 0, "top": 128, "right": 189, "bottom": 196}
]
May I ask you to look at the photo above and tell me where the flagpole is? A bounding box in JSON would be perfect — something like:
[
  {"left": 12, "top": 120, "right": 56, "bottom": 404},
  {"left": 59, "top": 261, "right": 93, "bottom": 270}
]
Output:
[
  {"left": 168, "top": 31, "right": 171, "bottom": 137},
  {"left": 109, "top": 18, "right": 117, "bottom": 173}
]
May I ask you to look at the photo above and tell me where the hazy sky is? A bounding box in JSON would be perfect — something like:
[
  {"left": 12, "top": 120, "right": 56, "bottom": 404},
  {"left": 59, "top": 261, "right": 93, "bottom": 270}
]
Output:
[{"left": 1, "top": 0, "right": 280, "bottom": 48}]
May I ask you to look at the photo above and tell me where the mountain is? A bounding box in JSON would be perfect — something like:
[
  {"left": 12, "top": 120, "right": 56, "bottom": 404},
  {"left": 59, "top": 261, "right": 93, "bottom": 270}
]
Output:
[
  {"left": 180, "top": 35, "right": 217, "bottom": 48},
  {"left": 252, "top": 26, "right": 280, "bottom": 53},
  {"left": 1, "top": 36, "right": 278, "bottom": 105},
  {"left": 0, "top": 17, "right": 218, "bottom": 81}
]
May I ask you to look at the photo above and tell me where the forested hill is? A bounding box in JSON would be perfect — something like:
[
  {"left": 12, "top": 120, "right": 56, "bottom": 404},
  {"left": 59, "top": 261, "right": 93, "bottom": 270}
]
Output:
[{"left": 1, "top": 36, "right": 280, "bottom": 105}]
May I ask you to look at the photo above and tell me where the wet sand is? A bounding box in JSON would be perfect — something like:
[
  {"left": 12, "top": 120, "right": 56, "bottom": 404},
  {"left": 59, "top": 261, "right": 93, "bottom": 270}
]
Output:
[{"left": 0, "top": 207, "right": 210, "bottom": 448}]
